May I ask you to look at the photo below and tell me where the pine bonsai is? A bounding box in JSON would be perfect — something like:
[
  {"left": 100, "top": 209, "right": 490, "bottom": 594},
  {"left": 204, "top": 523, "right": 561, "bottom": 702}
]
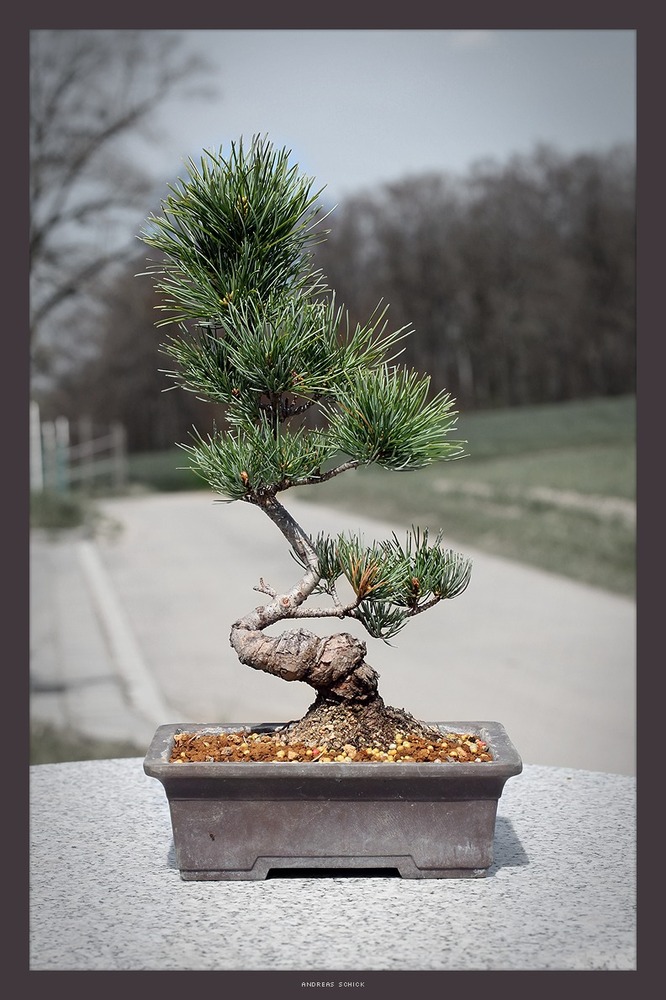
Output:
[{"left": 138, "top": 136, "right": 473, "bottom": 753}]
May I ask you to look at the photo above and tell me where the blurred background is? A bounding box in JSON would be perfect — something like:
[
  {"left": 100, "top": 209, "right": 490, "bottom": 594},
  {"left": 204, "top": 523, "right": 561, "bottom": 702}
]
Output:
[{"left": 29, "top": 29, "right": 636, "bottom": 768}]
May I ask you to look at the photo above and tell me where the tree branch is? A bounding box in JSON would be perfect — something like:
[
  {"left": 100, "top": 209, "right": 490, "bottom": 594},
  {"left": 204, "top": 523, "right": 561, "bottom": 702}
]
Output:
[{"left": 286, "top": 458, "right": 364, "bottom": 489}]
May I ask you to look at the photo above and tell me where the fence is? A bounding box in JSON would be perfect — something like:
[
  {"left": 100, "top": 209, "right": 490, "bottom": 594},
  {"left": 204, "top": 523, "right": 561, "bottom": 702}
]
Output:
[{"left": 30, "top": 401, "right": 128, "bottom": 494}]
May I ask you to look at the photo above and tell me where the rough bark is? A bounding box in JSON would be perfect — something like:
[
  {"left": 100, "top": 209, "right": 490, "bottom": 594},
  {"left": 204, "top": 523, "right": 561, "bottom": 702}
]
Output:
[{"left": 229, "top": 624, "right": 379, "bottom": 701}]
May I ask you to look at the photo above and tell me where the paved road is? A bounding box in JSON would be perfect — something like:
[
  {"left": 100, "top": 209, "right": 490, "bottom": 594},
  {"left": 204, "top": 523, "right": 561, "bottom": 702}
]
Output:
[{"left": 30, "top": 490, "right": 636, "bottom": 775}]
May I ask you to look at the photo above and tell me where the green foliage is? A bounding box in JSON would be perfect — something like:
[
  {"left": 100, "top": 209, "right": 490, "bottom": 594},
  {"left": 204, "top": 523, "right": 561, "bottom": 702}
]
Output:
[
  {"left": 138, "top": 136, "right": 466, "bottom": 501},
  {"left": 180, "top": 422, "right": 337, "bottom": 501},
  {"left": 138, "top": 136, "right": 327, "bottom": 326},
  {"left": 380, "top": 529, "right": 473, "bottom": 604},
  {"left": 159, "top": 294, "right": 408, "bottom": 415},
  {"left": 324, "top": 365, "right": 466, "bottom": 470},
  {"left": 300, "top": 528, "right": 472, "bottom": 640},
  {"left": 138, "top": 135, "right": 473, "bottom": 641}
]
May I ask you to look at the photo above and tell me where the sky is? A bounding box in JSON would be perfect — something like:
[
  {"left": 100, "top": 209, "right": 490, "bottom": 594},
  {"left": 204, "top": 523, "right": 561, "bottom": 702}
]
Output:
[{"left": 136, "top": 28, "right": 636, "bottom": 206}]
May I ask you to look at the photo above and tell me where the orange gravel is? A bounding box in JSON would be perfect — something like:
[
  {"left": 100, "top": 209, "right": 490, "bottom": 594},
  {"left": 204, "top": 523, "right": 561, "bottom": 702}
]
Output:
[{"left": 170, "top": 728, "right": 493, "bottom": 764}]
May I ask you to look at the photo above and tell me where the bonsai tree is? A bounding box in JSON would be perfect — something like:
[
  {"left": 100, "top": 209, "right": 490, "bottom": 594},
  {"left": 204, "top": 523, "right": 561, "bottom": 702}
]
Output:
[{"left": 138, "top": 135, "right": 472, "bottom": 752}]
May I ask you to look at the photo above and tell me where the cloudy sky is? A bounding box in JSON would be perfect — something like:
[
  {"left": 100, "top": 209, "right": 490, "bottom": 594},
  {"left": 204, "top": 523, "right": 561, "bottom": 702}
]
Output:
[{"left": 139, "top": 28, "right": 636, "bottom": 204}]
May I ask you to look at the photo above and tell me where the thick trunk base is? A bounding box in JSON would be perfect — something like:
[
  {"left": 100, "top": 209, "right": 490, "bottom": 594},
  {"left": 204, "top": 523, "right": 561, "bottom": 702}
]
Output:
[{"left": 230, "top": 624, "right": 441, "bottom": 751}]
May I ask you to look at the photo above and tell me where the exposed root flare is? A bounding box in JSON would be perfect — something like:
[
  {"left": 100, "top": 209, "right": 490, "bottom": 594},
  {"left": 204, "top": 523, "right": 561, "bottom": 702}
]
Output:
[{"left": 278, "top": 696, "right": 444, "bottom": 753}]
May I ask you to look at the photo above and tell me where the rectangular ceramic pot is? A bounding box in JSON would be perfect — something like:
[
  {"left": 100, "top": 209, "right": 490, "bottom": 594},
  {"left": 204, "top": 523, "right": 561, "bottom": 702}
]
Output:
[{"left": 144, "top": 720, "right": 522, "bottom": 880}]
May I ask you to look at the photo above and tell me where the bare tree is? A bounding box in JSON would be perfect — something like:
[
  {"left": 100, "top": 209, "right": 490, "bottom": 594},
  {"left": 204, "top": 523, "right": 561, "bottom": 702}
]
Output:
[
  {"left": 49, "top": 251, "right": 225, "bottom": 453},
  {"left": 30, "top": 29, "right": 214, "bottom": 386}
]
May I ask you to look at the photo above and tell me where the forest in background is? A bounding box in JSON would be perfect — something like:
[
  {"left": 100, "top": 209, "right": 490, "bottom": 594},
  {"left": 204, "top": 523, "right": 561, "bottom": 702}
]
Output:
[
  {"left": 36, "top": 142, "right": 635, "bottom": 454},
  {"left": 313, "top": 143, "right": 635, "bottom": 412},
  {"left": 30, "top": 32, "right": 635, "bottom": 455}
]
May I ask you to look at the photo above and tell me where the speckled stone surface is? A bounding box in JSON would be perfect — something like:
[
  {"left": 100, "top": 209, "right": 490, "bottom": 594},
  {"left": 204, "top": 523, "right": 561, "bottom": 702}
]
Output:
[{"left": 29, "top": 758, "right": 635, "bottom": 971}]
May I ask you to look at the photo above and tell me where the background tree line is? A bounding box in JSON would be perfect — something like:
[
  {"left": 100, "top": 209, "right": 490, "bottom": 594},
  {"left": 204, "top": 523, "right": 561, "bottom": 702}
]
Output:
[
  {"left": 31, "top": 30, "right": 634, "bottom": 454},
  {"left": 312, "top": 142, "right": 635, "bottom": 413},
  {"left": 53, "top": 141, "right": 632, "bottom": 452}
]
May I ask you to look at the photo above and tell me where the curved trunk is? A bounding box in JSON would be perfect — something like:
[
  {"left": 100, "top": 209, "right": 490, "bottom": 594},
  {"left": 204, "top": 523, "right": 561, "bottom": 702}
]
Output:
[
  {"left": 228, "top": 493, "right": 442, "bottom": 749},
  {"left": 229, "top": 620, "right": 441, "bottom": 752},
  {"left": 230, "top": 493, "right": 381, "bottom": 705}
]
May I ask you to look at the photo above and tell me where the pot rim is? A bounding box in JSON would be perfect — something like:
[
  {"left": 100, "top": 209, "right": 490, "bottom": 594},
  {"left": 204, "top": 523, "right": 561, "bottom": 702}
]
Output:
[{"left": 143, "top": 720, "right": 523, "bottom": 781}]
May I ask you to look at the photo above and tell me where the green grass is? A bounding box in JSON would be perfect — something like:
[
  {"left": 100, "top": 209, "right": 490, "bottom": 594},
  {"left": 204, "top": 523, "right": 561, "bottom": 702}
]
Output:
[
  {"left": 125, "top": 395, "right": 636, "bottom": 597},
  {"left": 298, "top": 395, "right": 637, "bottom": 597},
  {"left": 30, "top": 720, "right": 144, "bottom": 765},
  {"left": 30, "top": 489, "right": 90, "bottom": 531},
  {"left": 126, "top": 448, "right": 205, "bottom": 492},
  {"left": 452, "top": 394, "right": 636, "bottom": 461}
]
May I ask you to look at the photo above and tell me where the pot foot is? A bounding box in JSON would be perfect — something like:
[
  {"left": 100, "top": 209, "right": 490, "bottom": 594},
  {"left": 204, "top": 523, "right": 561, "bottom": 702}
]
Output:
[{"left": 178, "top": 856, "right": 489, "bottom": 880}]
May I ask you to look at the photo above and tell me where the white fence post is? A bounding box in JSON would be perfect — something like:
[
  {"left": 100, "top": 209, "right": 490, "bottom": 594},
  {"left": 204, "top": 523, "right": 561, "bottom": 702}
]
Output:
[
  {"left": 55, "top": 415, "right": 70, "bottom": 492},
  {"left": 78, "top": 415, "right": 94, "bottom": 491},
  {"left": 30, "top": 401, "right": 44, "bottom": 492},
  {"left": 41, "top": 421, "right": 57, "bottom": 491}
]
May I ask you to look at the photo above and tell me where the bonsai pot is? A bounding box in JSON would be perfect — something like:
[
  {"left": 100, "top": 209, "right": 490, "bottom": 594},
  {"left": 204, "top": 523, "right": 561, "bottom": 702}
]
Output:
[{"left": 144, "top": 720, "right": 522, "bottom": 880}]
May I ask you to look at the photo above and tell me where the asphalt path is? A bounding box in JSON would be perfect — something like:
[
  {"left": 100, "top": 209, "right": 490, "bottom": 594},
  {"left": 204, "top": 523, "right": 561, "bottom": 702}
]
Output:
[{"left": 30, "top": 490, "right": 636, "bottom": 775}]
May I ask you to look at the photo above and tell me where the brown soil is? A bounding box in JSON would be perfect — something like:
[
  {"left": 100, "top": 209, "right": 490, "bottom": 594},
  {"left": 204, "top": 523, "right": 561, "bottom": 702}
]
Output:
[
  {"left": 170, "top": 727, "right": 493, "bottom": 764},
  {"left": 278, "top": 697, "right": 443, "bottom": 752}
]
